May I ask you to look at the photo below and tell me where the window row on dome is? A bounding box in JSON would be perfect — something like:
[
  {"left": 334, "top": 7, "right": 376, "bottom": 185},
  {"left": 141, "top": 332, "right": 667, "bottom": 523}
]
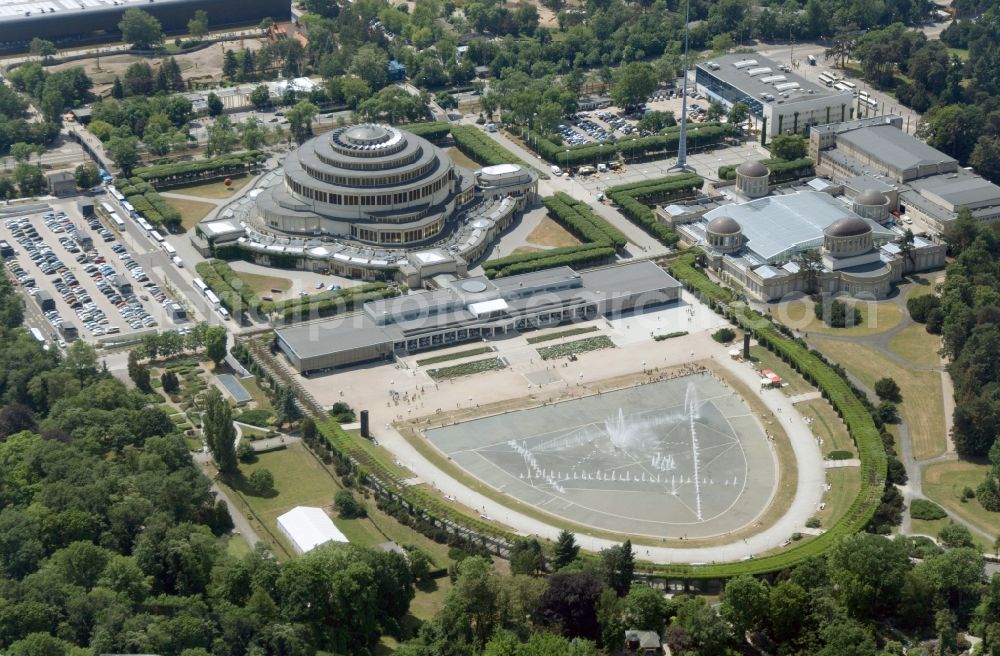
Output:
[
  {"left": 315, "top": 146, "right": 422, "bottom": 171},
  {"left": 352, "top": 218, "right": 443, "bottom": 245},
  {"left": 301, "top": 158, "right": 437, "bottom": 188}
]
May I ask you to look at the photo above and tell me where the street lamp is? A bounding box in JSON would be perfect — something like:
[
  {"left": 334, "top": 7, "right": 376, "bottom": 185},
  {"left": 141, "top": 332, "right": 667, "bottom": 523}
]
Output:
[{"left": 565, "top": 148, "right": 570, "bottom": 173}]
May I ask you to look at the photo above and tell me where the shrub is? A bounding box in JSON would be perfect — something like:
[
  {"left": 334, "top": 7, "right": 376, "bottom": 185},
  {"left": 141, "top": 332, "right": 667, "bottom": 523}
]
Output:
[
  {"left": 827, "top": 450, "right": 854, "bottom": 460},
  {"left": 712, "top": 327, "right": 736, "bottom": 343},
  {"left": 160, "top": 370, "right": 180, "bottom": 394},
  {"left": 805, "top": 517, "right": 821, "bottom": 529},
  {"left": 236, "top": 408, "right": 274, "bottom": 427},
  {"left": 248, "top": 468, "right": 274, "bottom": 495},
  {"left": 330, "top": 401, "right": 356, "bottom": 423},
  {"left": 335, "top": 489, "right": 367, "bottom": 519},
  {"left": 875, "top": 401, "right": 899, "bottom": 425},
  {"left": 236, "top": 440, "right": 256, "bottom": 463},
  {"left": 906, "top": 293, "right": 940, "bottom": 323},
  {"left": 874, "top": 377, "right": 902, "bottom": 403},
  {"left": 814, "top": 299, "right": 861, "bottom": 328},
  {"left": 910, "top": 499, "right": 947, "bottom": 521}
]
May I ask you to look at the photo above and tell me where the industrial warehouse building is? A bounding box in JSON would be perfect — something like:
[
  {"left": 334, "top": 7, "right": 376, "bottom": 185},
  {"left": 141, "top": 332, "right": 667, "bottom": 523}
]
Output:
[
  {"left": 274, "top": 261, "right": 682, "bottom": 374},
  {"left": 695, "top": 54, "right": 853, "bottom": 137},
  {"left": 0, "top": 0, "right": 289, "bottom": 52},
  {"left": 809, "top": 115, "right": 1000, "bottom": 231}
]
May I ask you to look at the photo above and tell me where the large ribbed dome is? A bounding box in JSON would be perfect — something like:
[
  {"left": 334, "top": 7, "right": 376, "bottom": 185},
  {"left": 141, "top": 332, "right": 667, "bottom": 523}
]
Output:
[
  {"left": 855, "top": 189, "right": 888, "bottom": 206},
  {"left": 737, "top": 160, "right": 769, "bottom": 177},
  {"left": 825, "top": 216, "right": 872, "bottom": 237},
  {"left": 707, "top": 215, "right": 741, "bottom": 235}
]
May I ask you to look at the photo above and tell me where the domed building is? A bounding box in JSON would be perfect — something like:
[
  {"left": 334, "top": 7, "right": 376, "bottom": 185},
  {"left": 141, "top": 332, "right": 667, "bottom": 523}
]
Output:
[
  {"left": 255, "top": 123, "right": 476, "bottom": 246},
  {"left": 851, "top": 188, "right": 891, "bottom": 222},
  {"left": 705, "top": 215, "right": 743, "bottom": 254},
  {"left": 735, "top": 160, "right": 770, "bottom": 198}
]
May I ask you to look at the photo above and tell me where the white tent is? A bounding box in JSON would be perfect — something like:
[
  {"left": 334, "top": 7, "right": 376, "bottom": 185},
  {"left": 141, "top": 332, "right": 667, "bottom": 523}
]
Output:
[{"left": 276, "top": 506, "right": 349, "bottom": 554}]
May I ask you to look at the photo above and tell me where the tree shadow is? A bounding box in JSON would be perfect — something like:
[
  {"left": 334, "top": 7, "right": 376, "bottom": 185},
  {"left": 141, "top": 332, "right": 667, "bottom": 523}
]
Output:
[
  {"left": 226, "top": 471, "right": 279, "bottom": 499},
  {"left": 415, "top": 578, "right": 440, "bottom": 594}
]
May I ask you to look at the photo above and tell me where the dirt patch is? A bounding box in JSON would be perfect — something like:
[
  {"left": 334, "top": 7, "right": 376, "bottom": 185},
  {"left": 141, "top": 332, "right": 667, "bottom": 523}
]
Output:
[
  {"left": 167, "top": 197, "right": 217, "bottom": 230},
  {"left": 169, "top": 174, "right": 252, "bottom": 199},
  {"left": 526, "top": 216, "right": 581, "bottom": 248}
]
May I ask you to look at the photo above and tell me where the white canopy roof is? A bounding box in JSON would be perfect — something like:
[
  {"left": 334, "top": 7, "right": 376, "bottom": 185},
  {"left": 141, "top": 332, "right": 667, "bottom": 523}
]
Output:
[{"left": 277, "top": 506, "right": 348, "bottom": 554}]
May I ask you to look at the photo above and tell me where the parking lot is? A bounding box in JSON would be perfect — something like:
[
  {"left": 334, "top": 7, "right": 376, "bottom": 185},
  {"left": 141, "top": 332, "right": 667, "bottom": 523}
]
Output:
[{"left": 1, "top": 203, "right": 184, "bottom": 348}]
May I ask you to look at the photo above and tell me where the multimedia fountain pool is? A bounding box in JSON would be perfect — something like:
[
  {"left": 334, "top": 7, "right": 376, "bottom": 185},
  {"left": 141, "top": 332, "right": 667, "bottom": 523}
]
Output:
[{"left": 425, "top": 373, "right": 778, "bottom": 538}]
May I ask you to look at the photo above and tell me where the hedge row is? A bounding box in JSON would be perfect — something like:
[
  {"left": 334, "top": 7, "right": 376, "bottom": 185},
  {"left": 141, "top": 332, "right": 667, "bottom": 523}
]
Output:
[
  {"left": 450, "top": 124, "right": 536, "bottom": 171},
  {"left": 655, "top": 250, "right": 887, "bottom": 578},
  {"left": 117, "top": 176, "right": 182, "bottom": 228},
  {"left": 483, "top": 244, "right": 616, "bottom": 278},
  {"left": 544, "top": 192, "right": 627, "bottom": 249},
  {"left": 195, "top": 259, "right": 264, "bottom": 316},
  {"left": 718, "top": 157, "right": 815, "bottom": 183},
  {"left": 604, "top": 173, "right": 703, "bottom": 247},
  {"left": 277, "top": 288, "right": 401, "bottom": 324},
  {"left": 522, "top": 122, "right": 738, "bottom": 167},
  {"left": 134, "top": 151, "right": 266, "bottom": 187}
]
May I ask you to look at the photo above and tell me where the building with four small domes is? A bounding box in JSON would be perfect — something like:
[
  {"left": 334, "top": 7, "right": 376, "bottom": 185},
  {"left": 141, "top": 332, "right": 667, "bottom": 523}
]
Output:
[{"left": 666, "top": 188, "right": 945, "bottom": 302}]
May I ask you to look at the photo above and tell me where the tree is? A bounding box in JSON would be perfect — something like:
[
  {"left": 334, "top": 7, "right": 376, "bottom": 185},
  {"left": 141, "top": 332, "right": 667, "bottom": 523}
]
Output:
[
  {"left": 276, "top": 385, "right": 302, "bottom": 428},
  {"left": 161, "top": 370, "right": 179, "bottom": 394},
  {"left": 13, "top": 163, "right": 45, "bottom": 196},
  {"left": 611, "top": 62, "right": 656, "bottom": 110},
  {"left": 720, "top": 574, "right": 769, "bottom": 637},
  {"left": 63, "top": 340, "right": 97, "bottom": 382},
  {"left": 286, "top": 100, "right": 319, "bottom": 144},
  {"left": 206, "top": 115, "right": 238, "bottom": 156},
  {"left": 204, "top": 325, "right": 227, "bottom": 365},
  {"left": 239, "top": 117, "right": 265, "bottom": 150},
  {"left": 106, "top": 136, "right": 139, "bottom": 177},
  {"left": 509, "top": 538, "right": 546, "bottom": 576},
  {"left": 249, "top": 84, "right": 271, "bottom": 110},
  {"left": 206, "top": 92, "right": 224, "bottom": 117},
  {"left": 827, "top": 533, "right": 909, "bottom": 621},
  {"left": 706, "top": 100, "right": 726, "bottom": 121},
  {"left": 729, "top": 102, "right": 750, "bottom": 128},
  {"left": 223, "top": 50, "right": 239, "bottom": 80},
  {"left": 534, "top": 571, "right": 604, "bottom": 640},
  {"left": 553, "top": 529, "right": 580, "bottom": 570},
  {"left": 0, "top": 402, "right": 36, "bottom": 439},
  {"left": 438, "top": 556, "right": 508, "bottom": 651},
  {"left": 29, "top": 38, "right": 57, "bottom": 60},
  {"left": 794, "top": 249, "right": 823, "bottom": 294},
  {"left": 622, "top": 586, "right": 668, "bottom": 634},
  {"left": 73, "top": 162, "right": 101, "bottom": 189},
  {"left": 769, "top": 133, "right": 807, "bottom": 160},
  {"left": 351, "top": 45, "right": 389, "bottom": 90},
  {"left": 248, "top": 468, "right": 274, "bottom": 495},
  {"left": 203, "top": 387, "right": 237, "bottom": 474},
  {"left": 118, "top": 8, "right": 164, "bottom": 49},
  {"left": 874, "top": 377, "right": 902, "bottom": 403},
  {"left": 938, "top": 522, "right": 975, "bottom": 549},
  {"left": 971, "top": 135, "right": 1000, "bottom": 184},
  {"left": 111, "top": 77, "right": 124, "bottom": 99},
  {"left": 187, "top": 9, "right": 209, "bottom": 40},
  {"left": 10, "top": 142, "right": 34, "bottom": 163},
  {"left": 600, "top": 540, "right": 634, "bottom": 596},
  {"left": 667, "top": 596, "right": 732, "bottom": 656},
  {"left": 334, "top": 489, "right": 367, "bottom": 518}
]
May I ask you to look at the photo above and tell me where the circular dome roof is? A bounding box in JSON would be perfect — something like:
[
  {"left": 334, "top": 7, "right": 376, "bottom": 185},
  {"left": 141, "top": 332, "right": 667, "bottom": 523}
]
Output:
[
  {"left": 706, "top": 215, "right": 741, "bottom": 235},
  {"left": 737, "top": 160, "right": 769, "bottom": 177},
  {"left": 855, "top": 188, "right": 888, "bottom": 206},
  {"left": 461, "top": 280, "right": 488, "bottom": 293},
  {"left": 343, "top": 124, "right": 391, "bottom": 145},
  {"left": 825, "top": 216, "right": 872, "bottom": 238}
]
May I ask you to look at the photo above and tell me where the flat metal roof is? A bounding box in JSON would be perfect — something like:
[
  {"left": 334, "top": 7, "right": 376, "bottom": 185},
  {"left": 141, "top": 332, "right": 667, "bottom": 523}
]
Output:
[
  {"left": 698, "top": 53, "right": 848, "bottom": 106},
  {"left": 276, "top": 314, "right": 391, "bottom": 359},
  {"left": 910, "top": 172, "right": 1000, "bottom": 210},
  {"left": 703, "top": 191, "right": 894, "bottom": 263},
  {"left": 579, "top": 259, "right": 681, "bottom": 297},
  {"left": 217, "top": 374, "right": 252, "bottom": 403},
  {"left": 836, "top": 124, "right": 955, "bottom": 173}
]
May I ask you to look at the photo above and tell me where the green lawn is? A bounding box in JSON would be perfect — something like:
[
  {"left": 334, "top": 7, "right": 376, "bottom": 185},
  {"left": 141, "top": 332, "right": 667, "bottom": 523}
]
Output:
[
  {"left": 923, "top": 461, "right": 998, "bottom": 540},
  {"left": 171, "top": 174, "right": 252, "bottom": 199},
  {"left": 888, "top": 324, "right": 941, "bottom": 368},
  {"left": 797, "top": 398, "right": 856, "bottom": 457},
  {"left": 427, "top": 357, "right": 507, "bottom": 380},
  {"left": 815, "top": 467, "right": 861, "bottom": 529},
  {"left": 226, "top": 534, "right": 252, "bottom": 559},
  {"left": 416, "top": 346, "right": 495, "bottom": 366},
  {"left": 525, "top": 325, "right": 599, "bottom": 344},
  {"left": 811, "top": 338, "right": 946, "bottom": 460},
  {"left": 536, "top": 335, "right": 614, "bottom": 360},
  {"left": 791, "top": 298, "right": 904, "bottom": 337}
]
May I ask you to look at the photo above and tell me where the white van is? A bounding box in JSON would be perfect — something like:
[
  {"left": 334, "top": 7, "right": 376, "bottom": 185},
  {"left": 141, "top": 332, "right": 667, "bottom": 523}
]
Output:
[
  {"left": 217, "top": 307, "right": 230, "bottom": 320},
  {"left": 550, "top": 165, "right": 563, "bottom": 176},
  {"left": 597, "top": 163, "right": 608, "bottom": 173},
  {"left": 172, "top": 255, "right": 184, "bottom": 268}
]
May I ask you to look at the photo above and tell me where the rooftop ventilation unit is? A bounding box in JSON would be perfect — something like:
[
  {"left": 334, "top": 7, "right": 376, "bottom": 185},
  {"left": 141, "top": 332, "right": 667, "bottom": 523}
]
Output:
[
  {"left": 747, "top": 67, "right": 772, "bottom": 76},
  {"left": 773, "top": 82, "right": 800, "bottom": 92},
  {"left": 732, "top": 59, "right": 759, "bottom": 69},
  {"left": 759, "top": 75, "right": 786, "bottom": 84},
  {"left": 706, "top": 61, "right": 720, "bottom": 70}
]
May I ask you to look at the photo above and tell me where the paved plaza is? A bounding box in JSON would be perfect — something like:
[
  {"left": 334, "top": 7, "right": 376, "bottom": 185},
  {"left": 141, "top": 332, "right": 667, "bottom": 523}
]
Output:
[{"left": 426, "top": 373, "right": 776, "bottom": 538}]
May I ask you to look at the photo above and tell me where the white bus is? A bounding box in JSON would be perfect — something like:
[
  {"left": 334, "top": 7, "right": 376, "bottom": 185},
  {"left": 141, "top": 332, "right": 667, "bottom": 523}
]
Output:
[
  {"left": 858, "top": 90, "right": 870, "bottom": 101},
  {"left": 204, "top": 290, "right": 221, "bottom": 308},
  {"left": 192, "top": 278, "right": 210, "bottom": 294},
  {"left": 818, "top": 74, "right": 835, "bottom": 87},
  {"left": 149, "top": 230, "right": 165, "bottom": 243},
  {"left": 865, "top": 97, "right": 879, "bottom": 109},
  {"left": 840, "top": 80, "right": 857, "bottom": 91},
  {"left": 162, "top": 242, "right": 176, "bottom": 256},
  {"left": 100, "top": 201, "right": 115, "bottom": 215},
  {"left": 29, "top": 327, "right": 44, "bottom": 343},
  {"left": 108, "top": 212, "right": 126, "bottom": 230},
  {"left": 108, "top": 187, "right": 125, "bottom": 201}
]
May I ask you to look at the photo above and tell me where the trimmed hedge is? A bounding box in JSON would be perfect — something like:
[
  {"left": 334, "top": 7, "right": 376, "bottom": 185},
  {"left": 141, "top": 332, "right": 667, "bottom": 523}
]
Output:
[
  {"left": 910, "top": 499, "right": 947, "bottom": 521},
  {"left": 719, "top": 157, "right": 815, "bottom": 184},
  {"left": 604, "top": 173, "right": 702, "bottom": 247},
  {"left": 545, "top": 192, "right": 628, "bottom": 249},
  {"left": 400, "top": 121, "right": 452, "bottom": 143},
  {"left": 134, "top": 151, "right": 266, "bottom": 187},
  {"left": 117, "top": 176, "right": 181, "bottom": 228},
  {"left": 657, "top": 250, "right": 887, "bottom": 579},
  {"left": 483, "top": 245, "right": 616, "bottom": 278},
  {"left": 450, "top": 124, "right": 537, "bottom": 172}
]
